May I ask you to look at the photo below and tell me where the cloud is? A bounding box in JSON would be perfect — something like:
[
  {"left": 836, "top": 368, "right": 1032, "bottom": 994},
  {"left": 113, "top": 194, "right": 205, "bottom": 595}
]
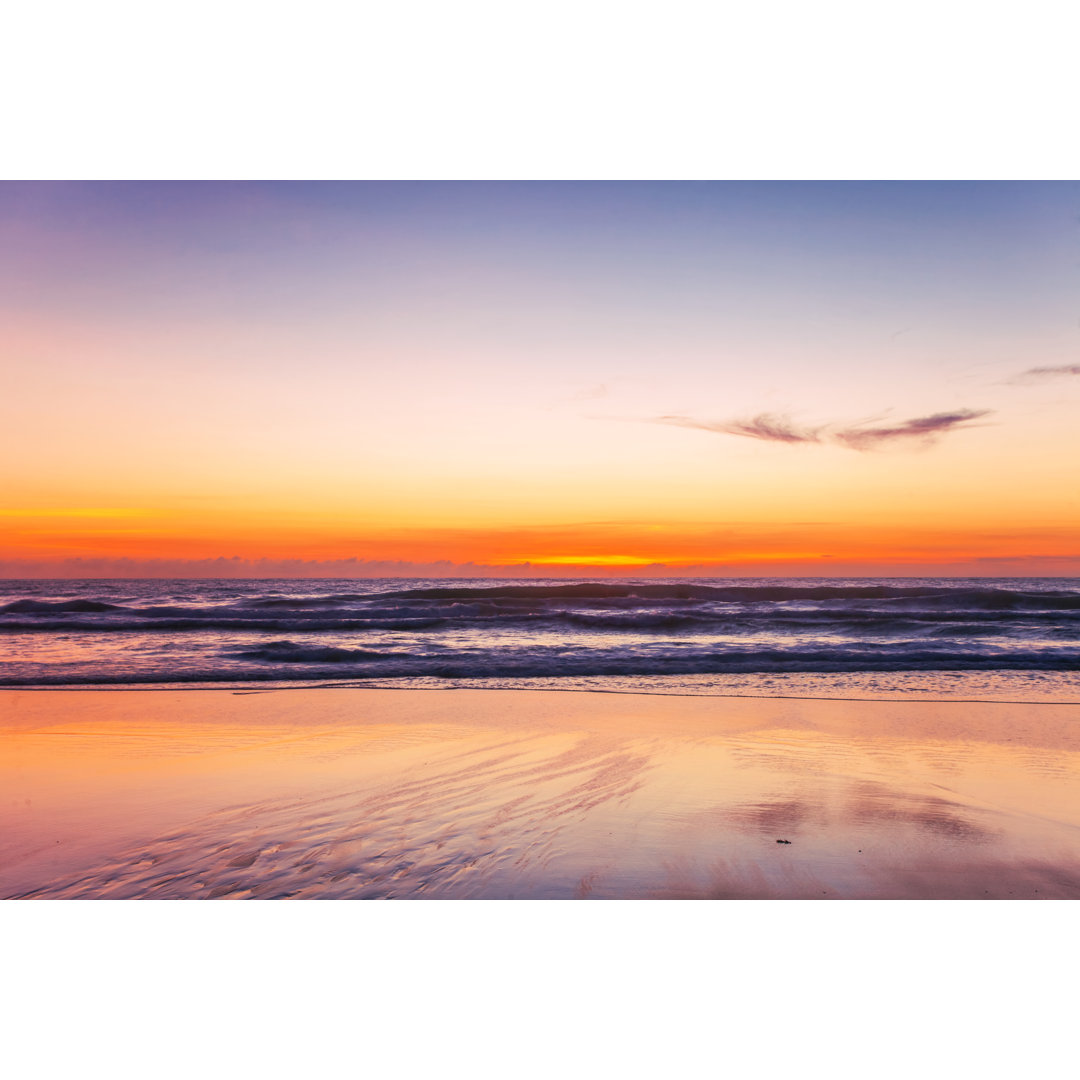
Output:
[
  {"left": 0, "top": 555, "right": 699, "bottom": 580},
  {"left": 974, "top": 553, "right": 1080, "bottom": 562},
  {"left": 1010, "top": 364, "right": 1080, "bottom": 383},
  {"left": 652, "top": 408, "right": 991, "bottom": 451},
  {"left": 545, "top": 382, "right": 609, "bottom": 410},
  {"left": 655, "top": 413, "right": 824, "bottom": 444},
  {"left": 832, "top": 409, "right": 992, "bottom": 450}
]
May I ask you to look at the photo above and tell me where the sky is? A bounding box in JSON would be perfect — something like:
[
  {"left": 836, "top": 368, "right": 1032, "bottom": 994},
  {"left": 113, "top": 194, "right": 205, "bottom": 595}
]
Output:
[{"left": 2, "top": 180, "right": 1078, "bottom": 577}]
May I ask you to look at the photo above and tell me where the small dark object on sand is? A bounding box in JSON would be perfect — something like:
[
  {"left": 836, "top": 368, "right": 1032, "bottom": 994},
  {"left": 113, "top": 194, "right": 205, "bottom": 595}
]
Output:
[{"left": 776, "top": 839, "right": 792, "bottom": 844}]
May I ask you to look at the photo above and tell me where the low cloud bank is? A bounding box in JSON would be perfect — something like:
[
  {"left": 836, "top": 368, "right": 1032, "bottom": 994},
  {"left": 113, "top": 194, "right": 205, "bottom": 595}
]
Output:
[{"left": 3, "top": 549, "right": 1079, "bottom": 579}]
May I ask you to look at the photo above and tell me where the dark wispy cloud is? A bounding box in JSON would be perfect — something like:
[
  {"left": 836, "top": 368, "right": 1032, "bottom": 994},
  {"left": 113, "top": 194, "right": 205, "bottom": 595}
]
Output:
[
  {"left": 652, "top": 408, "right": 991, "bottom": 452},
  {"left": 1010, "top": 363, "right": 1080, "bottom": 383},
  {"left": 655, "top": 413, "right": 824, "bottom": 444},
  {"left": 832, "top": 409, "right": 992, "bottom": 450}
]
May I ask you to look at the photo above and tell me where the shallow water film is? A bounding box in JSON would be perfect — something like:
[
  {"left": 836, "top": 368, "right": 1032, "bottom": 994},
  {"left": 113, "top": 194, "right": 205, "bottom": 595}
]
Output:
[{"left": 4, "top": 688, "right": 1079, "bottom": 899}]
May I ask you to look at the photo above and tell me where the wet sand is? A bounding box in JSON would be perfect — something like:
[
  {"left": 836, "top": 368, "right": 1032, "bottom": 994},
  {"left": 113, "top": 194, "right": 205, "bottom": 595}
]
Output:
[{"left": 3, "top": 687, "right": 1079, "bottom": 899}]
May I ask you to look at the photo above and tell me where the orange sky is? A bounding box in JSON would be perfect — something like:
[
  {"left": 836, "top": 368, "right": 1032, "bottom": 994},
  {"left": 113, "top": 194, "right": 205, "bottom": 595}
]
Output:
[{"left": 2, "top": 181, "right": 1078, "bottom": 577}]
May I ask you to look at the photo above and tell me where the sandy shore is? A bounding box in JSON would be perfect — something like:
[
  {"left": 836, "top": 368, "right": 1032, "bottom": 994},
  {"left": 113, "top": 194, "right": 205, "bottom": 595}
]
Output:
[{"left": 3, "top": 687, "right": 1079, "bottom": 899}]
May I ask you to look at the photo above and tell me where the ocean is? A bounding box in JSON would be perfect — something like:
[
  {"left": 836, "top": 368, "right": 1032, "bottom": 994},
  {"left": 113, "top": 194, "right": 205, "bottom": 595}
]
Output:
[{"left": 2, "top": 577, "right": 1078, "bottom": 701}]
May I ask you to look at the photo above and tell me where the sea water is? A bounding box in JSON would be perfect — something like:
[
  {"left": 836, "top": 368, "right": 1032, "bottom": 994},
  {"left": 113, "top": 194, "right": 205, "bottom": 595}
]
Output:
[{"left": 2, "top": 577, "right": 1078, "bottom": 701}]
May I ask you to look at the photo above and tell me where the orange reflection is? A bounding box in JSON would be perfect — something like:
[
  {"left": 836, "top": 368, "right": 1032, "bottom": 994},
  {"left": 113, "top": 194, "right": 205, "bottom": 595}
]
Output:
[{"left": 3, "top": 688, "right": 1080, "bottom": 899}]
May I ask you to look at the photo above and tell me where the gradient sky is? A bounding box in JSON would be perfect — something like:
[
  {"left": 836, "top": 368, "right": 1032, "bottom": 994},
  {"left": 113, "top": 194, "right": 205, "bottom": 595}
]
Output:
[{"left": 2, "top": 181, "right": 1078, "bottom": 577}]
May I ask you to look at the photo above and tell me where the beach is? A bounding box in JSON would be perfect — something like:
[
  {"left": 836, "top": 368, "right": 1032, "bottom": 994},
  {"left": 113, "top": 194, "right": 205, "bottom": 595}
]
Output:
[{"left": 4, "top": 686, "right": 1079, "bottom": 899}]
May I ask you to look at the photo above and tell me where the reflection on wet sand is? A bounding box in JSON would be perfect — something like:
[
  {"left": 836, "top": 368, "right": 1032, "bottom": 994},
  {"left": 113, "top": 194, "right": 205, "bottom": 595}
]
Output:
[{"left": 3, "top": 688, "right": 1079, "bottom": 899}]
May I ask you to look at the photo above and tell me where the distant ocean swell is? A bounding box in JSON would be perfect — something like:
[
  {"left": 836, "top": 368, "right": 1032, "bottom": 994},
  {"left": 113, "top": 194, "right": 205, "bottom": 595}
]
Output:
[{"left": 1, "top": 578, "right": 1078, "bottom": 690}]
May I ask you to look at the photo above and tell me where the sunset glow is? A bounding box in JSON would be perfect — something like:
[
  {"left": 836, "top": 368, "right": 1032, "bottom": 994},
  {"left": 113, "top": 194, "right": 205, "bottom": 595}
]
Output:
[{"left": 3, "top": 181, "right": 1078, "bottom": 577}]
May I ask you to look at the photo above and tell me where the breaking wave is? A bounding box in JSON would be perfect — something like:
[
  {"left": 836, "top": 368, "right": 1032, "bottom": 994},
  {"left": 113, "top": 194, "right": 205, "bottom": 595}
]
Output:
[
  {"left": 2, "top": 576, "right": 1078, "bottom": 688},
  {"left": 226, "top": 641, "right": 414, "bottom": 663}
]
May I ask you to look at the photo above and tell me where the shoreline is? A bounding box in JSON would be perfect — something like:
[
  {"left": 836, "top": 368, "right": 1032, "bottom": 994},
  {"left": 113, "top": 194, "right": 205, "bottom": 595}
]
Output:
[
  {"left": 4, "top": 682, "right": 1079, "bottom": 706},
  {"left": 4, "top": 687, "right": 1080, "bottom": 899}
]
